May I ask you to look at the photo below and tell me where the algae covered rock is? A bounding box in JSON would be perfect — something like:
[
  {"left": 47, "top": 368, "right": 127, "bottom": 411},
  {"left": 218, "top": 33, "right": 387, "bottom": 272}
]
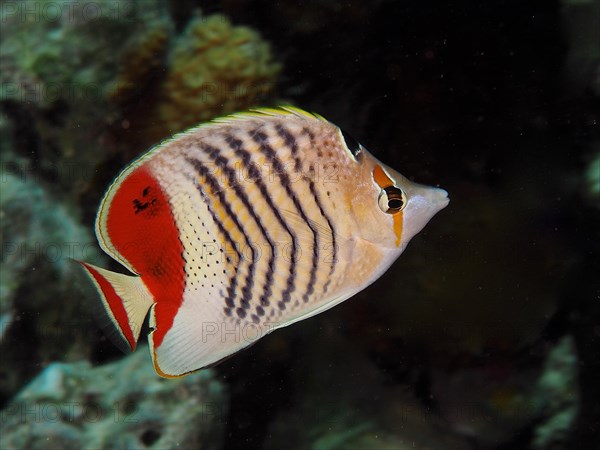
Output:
[
  {"left": 0, "top": 350, "right": 228, "bottom": 450},
  {"left": 0, "top": 0, "right": 168, "bottom": 110},
  {"left": 0, "top": 168, "right": 101, "bottom": 404},
  {"left": 0, "top": 0, "right": 168, "bottom": 194}
]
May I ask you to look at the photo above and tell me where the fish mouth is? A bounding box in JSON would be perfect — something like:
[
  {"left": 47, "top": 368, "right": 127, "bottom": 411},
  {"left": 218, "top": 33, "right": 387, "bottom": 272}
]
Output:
[
  {"left": 429, "top": 186, "right": 450, "bottom": 213},
  {"left": 407, "top": 183, "right": 449, "bottom": 214}
]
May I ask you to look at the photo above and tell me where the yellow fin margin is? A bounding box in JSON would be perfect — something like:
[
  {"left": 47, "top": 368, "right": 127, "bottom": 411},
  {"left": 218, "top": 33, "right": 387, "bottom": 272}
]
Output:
[{"left": 211, "top": 105, "right": 328, "bottom": 124}]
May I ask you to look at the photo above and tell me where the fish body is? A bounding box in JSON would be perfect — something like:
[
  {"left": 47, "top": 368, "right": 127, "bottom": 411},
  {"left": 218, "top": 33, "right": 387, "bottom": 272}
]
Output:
[{"left": 80, "top": 107, "right": 448, "bottom": 377}]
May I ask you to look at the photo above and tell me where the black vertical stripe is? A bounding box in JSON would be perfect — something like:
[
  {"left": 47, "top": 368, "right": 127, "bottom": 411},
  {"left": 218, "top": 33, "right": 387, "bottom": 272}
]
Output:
[
  {"left": 185, "top": 177, "right": 241, "bottom": 313},
  {"left": 299, "top": 125, "right": 338, "bottom": 295},
  {"left": 185, "top": 157, "right": 255, "bottom": 319},
  {"left": 224, "top": 134, "right": 299, "bottom": 313},
  {"left": 202, "top": 143, "right": 277, "bottom": 313},
  {"left": 275, "top": 123, "right": 302, "bottom": 172},
  {"left": 253, "top": 127, "right": 319, "bottom": 303},
  {"left": 307, "top": 180, "right": 337, "bottom": 295}
]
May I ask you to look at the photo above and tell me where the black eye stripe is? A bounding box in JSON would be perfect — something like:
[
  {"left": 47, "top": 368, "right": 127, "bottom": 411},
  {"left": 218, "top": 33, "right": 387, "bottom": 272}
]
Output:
[
  {"left": 385, "top": 186, "right": 403, "bottom": 198},
  {"left": 382, "top": 186, "right": 405, "bottom": 213},
  {"left": 340, "top": 128, "right": 361, "bottom": 158}
]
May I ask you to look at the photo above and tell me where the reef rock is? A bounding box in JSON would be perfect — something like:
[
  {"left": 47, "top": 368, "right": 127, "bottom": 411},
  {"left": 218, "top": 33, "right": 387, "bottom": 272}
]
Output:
[
  {"left": 0, "top": 168, "right": 101, "bottom": 404},
  {"left": 0, "top": 0, "right": 167, "bottom": 195},
  {"left": 0, "top": 350, "right": 227, "bottom": 450}
]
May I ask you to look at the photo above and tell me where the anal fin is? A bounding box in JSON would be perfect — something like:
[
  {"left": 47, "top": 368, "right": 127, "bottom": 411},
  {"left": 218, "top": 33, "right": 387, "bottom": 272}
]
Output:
[{"left": 147, "top": 301, "right": 259, "bottom": 378}]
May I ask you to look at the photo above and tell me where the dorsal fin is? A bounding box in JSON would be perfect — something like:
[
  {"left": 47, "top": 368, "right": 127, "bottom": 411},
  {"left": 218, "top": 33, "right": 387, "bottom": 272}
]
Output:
[{"left": 212, "top": 105, "right": 328, "bottom": 124}]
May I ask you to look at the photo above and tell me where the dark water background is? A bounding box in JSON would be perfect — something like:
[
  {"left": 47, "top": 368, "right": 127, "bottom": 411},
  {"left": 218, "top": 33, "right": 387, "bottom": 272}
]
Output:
[{"left": 1, "top": 1, "right": 598, "bottom": 449}]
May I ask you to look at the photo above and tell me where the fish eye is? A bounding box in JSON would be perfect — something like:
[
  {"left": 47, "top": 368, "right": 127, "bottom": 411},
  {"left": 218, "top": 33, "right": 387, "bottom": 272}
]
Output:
[
  {"left": 378, "top": 186, "right": 406, "bottom": 214},
  {"left": 340, "top": 128, "right": 362, "bottom": 158}
]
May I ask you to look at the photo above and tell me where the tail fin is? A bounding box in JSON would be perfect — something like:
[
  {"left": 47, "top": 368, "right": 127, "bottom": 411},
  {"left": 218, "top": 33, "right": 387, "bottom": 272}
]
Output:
[{"left": 78, "top": 261, "right": 154, "bottom": 351}]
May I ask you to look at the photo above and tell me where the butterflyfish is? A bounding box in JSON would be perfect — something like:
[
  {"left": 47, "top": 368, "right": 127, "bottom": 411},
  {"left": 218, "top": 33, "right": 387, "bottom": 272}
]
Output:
[{"left": 79, "top": 106, "right": 449, "bottom": 377}]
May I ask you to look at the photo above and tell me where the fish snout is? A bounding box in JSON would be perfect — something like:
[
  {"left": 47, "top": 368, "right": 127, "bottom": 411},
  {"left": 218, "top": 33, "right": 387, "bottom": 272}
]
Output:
[{"left": 401, "top": 184, "right": 449, "bottom": 245}]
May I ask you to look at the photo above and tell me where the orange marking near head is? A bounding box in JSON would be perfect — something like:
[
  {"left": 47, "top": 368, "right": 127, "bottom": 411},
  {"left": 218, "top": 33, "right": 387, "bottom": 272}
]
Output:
[
  {"left": 373, "top": 164, "right": 394, "bottom": 189},
  {"left": 393, "top": 212, "right": 403, "bottom": 247}
]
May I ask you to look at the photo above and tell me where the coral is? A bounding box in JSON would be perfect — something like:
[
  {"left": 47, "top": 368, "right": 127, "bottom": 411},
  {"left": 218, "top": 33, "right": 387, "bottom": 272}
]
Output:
[
  {"left": 0, "top": 349, "right": 228, "bottom": 450},
  {"left": 154, "top": 14, "right": 280, "bottom": 140}
]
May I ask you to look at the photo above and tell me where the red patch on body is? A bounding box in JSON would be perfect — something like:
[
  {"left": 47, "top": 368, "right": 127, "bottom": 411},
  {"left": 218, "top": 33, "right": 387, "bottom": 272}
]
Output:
[{"left": 106, "top": 166, "right": 184, "bottom": 347}]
